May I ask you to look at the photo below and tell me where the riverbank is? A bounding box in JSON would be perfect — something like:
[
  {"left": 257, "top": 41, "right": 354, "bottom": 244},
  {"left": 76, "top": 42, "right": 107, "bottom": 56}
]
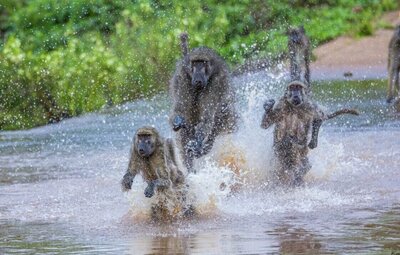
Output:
[{"left": 312, "top": 11, "right": 400, "bottom": 80}]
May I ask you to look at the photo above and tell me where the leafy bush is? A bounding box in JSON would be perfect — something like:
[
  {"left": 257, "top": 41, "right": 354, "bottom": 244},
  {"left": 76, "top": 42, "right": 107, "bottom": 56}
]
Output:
[{"left": 0, "top": 0, "right": 397, "bottom": 130}]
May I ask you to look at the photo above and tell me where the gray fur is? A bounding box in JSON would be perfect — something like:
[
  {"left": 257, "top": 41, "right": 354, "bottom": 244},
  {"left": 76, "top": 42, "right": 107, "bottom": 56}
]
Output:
[{"left": 170, "top": 33, "right": 238, "bottom": 171}]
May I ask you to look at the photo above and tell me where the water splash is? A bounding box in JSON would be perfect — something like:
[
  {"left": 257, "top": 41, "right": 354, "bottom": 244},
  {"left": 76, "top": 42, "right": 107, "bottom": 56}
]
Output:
[{"left": 123, "top": 68, "right": 358, "bottom": 221}]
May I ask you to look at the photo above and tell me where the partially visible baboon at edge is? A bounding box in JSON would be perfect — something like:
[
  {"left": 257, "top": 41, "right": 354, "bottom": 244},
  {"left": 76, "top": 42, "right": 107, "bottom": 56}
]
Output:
[
  {"left": 121, "top": 126, "right": 194, "bottom": 221},
  {"left": 287, "top": 26, "right": 311, "bottom": 89},
  {"left": 170, "top": 32, "right": 238, "bottom": 171},
  {"left": 261, "top": 81, "right": 359, "bottom": 186},
  {"left": 387, "top": 25, "right": 400, "bottom": 103}
]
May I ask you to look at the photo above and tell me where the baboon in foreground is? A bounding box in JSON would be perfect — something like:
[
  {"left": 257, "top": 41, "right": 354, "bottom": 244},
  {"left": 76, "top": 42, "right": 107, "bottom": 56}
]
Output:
[
  {"left": 287, "top": 26, "right": 311, "bottom": 89},
  {"left": 170, "top": 32, "right": 238, "bottom": 171},
  {"left": 387, "top": 25, "right": 400, "bottom": 103},
  {"left": 121, "top": 126, "right": 194, "bottom": 221},
  {"left": 261, "top": 81, "right": 359, "bottom": 186}
]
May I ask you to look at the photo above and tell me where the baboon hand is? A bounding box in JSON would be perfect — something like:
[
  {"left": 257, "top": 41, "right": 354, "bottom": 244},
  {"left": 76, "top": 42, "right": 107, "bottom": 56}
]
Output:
[
  {"left": 144, "top": 182, "right": 155, "bottom": 198},
  {"left": 308, "top": 139, "right": 317, "bottom": 149},
  {"left": 121, "top": 173, "right": 133, "bottom": 192},
  {"left": 172, "top": 115, "right": 186, "bottom": 131},
  {"left": 263, "top": 99, "right": 275, "bottom": 111}
]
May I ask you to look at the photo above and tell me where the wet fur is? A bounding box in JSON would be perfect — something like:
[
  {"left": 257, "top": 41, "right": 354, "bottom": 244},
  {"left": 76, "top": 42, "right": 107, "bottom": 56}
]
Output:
[
  {"left": 170, "top": 32, "right": 238, "bottom": 170},
  {"left": 261, "top": 83, "right": 359, "bottom": 186},
  {"left": 121, "top": 127, "right": 193, "bottom": 221}
]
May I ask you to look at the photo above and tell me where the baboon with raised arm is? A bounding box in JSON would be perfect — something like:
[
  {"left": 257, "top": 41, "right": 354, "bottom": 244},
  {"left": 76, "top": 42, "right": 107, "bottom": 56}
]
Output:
[
  {"left": 170, "top": 32, "right": 238, "bottom": 171},
  {"left": 121, "top": 126, "right": 194, "bottom": 221},
  {"left": 387, "top": 25, "right": 400, "bottom": 104},
  {"left": 261, "top": 81, "right": 359, "bottom": 186},
  {"left": 287, "top": 26, "right": 311, "bottom": 88}
]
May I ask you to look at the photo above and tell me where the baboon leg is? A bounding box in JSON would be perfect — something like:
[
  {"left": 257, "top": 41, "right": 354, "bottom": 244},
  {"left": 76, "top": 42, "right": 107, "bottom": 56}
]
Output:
[
  {"left": 293, "top": 157, "right": 311, "bottom": 186},
  {"left": 178, "top": 127, "right": 195, "bottom": 172}
]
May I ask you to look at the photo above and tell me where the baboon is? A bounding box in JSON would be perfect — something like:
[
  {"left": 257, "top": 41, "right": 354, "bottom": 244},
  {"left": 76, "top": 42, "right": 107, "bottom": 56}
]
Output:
[
  {"left": 287, "top": 26, "right": 311, "bottom": 89},
  {"left": 170, "top": 32, "right": 238, "bottom": 171},
  {"left": 121, "top": 126, "right": 194, "bottom": 221},
  {"left": 387, "top": 25, "right": 400, "bottom": 103},
  {"left": 261, "top": 81, "right": 359, "bottom": 186}
]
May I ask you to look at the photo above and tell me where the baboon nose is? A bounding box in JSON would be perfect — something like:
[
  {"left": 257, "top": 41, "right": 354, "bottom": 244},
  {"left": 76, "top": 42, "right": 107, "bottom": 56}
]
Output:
[{"left": 293, "top": 97, "right": 301, "bottom": 105}]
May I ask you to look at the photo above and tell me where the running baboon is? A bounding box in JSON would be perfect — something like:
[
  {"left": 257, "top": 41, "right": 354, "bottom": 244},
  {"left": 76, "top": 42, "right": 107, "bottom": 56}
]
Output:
[
  {"left": 387, "top": 25, "right": 400, "bottom": 103},
  {"left": 287, "top": 26, "right": 311, "bottom": 88},
  {"left": 261, "top": 81, "right": 359, "bottom": 186},
  {"left": 121, "top": 126, "right": 194, "bottom": 221},
  {"left": 170, "top": 32, "right": 238, "bottom": 171}
]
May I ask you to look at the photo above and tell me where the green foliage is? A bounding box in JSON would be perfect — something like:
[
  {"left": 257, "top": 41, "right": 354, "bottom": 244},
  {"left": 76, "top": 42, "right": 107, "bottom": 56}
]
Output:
[{"left": 0, "top": 0, "right": 398, "bottom": 130}]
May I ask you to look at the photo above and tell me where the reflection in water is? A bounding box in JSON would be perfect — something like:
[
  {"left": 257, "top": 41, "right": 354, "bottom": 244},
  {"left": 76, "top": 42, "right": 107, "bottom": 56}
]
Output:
[{"left": 273, "top": 226, "right": 324, "bottom": 254}]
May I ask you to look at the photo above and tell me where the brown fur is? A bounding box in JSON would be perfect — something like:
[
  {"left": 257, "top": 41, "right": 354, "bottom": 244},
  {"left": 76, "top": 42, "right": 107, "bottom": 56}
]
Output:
[
  {"left": 387, "top": 25, "right": 400, "bottom": 104},
  {"left": 261, "top": 81, "right": 359, "bottom": 186},
  {"left": 170, "top": 32, "right": 238, "bottom": 170},
  {"left": 121, "top": 126, "right": 194, "bottom": 221}
]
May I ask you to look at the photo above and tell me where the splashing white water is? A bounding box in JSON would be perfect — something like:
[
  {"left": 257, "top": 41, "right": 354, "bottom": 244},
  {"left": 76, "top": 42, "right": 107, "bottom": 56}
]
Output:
[{"left": 124, "top": 69, "right": 353, "bottom": 221}]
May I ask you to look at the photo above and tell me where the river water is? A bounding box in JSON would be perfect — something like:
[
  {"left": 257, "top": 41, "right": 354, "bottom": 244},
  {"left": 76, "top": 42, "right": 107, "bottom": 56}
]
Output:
[{"left": 0, "top": 71, "right": 399, "bottom": 254}]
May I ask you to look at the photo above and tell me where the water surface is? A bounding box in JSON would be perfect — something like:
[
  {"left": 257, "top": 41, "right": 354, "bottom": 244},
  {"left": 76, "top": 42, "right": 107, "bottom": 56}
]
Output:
[{"left": 1, "top": 73, "right": 399, "bottom": 254}]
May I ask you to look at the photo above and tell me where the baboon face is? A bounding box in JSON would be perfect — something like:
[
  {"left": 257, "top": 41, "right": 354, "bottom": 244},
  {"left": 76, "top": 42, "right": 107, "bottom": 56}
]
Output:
[
  {"left": 286, "top": 82, "right": 306, "bottom": 106},
  {"left": 288, "top": 27, "right": 305, "bottom": 44},
  {"left": 190, "top": 60, "right": 211, "bottom": 89},
  {"left": 136, "top": 133, "right": 156, "bottom": 158}
]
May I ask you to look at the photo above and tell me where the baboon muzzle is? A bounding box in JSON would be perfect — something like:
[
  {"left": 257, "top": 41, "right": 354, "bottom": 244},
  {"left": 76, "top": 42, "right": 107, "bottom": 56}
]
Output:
[
  {"left": 292, "top": 96, "right": 301, "bottom": 105},
  {"left": 192, "top": 74, "right": 206, "bottom": 89}
]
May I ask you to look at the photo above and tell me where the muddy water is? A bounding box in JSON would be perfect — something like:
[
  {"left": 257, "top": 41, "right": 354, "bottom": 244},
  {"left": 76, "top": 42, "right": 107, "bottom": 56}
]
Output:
[{"left": 0, "top": 73, "right": 399, "bottom": 254}]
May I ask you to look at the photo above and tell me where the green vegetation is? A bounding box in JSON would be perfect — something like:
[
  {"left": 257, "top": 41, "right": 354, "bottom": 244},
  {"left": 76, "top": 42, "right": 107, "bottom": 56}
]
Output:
[{"left": 0, "top": 0, "right": 397, "bottom": 130}]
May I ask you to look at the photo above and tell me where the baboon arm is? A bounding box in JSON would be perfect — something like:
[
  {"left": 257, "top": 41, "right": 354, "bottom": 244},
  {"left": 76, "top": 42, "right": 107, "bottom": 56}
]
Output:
[
  {"left": 170, "top": 75, "right": 193, "bottom": 131},
  {"left": 180, "top": 32, "right": 189, "bottom": 57},
  {"left": 261, "top": 107, "right": 281, "bottom": 129},
  {"left": 121, "top": 148, "right": 140, "bottom": 191}
]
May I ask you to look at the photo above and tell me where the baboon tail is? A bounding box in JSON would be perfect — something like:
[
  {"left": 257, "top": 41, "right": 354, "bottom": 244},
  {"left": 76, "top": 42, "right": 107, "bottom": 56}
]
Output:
[
  {"left": 327, "top": 109, "right": 360, "bottom": 119},
  {"left": 180, "top": 32, "right": 189, "bottom": 57}
]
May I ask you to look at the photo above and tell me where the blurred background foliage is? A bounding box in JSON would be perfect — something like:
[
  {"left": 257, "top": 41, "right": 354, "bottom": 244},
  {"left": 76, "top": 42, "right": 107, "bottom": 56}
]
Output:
[{"left": 0, "top": 0, "right": 397, "bottom": 130}]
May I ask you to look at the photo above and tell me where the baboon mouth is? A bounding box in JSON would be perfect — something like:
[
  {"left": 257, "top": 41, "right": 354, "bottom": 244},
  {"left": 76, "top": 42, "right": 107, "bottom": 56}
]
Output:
[
  {"left": 292, "top": 100, "right": 302, "bottom": 106},
  {"left": 138, "top": 151, "right": 148, "bottom": 157},
  {"left": 192, "top": 82, "right": 206, "bottom": 89}
]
